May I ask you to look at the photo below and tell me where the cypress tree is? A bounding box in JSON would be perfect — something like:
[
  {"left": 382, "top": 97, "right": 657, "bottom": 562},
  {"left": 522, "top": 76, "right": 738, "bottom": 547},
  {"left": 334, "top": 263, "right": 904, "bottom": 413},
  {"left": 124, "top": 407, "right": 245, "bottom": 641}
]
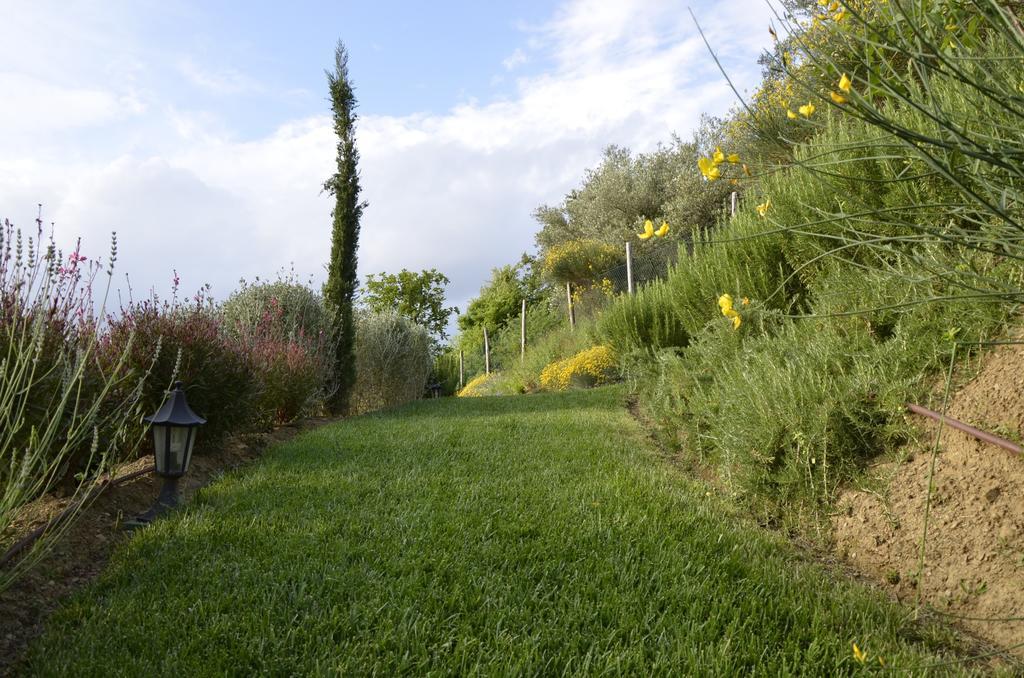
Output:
[{"left": 323, "top": 41, "right": 364, "bottom": 413}]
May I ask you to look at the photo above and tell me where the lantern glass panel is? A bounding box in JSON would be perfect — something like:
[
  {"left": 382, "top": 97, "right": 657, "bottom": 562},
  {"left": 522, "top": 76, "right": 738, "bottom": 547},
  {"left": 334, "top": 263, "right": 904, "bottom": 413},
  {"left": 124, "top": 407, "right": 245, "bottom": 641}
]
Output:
[
  {"left": 151, "top": 425, "right": 196, "bottom": 475},
  {"left": 169, "top": 426, "right": 189, "bottom": 470},
  {"left": 181, "top": 427, "right": 197, "bottom": 473}
]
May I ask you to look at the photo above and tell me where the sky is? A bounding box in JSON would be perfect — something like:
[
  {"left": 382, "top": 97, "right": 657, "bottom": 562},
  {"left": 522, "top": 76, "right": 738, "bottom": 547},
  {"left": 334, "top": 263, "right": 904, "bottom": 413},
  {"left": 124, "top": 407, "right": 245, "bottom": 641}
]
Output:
[{"left": 0, "top": 0, "right": 777, "bottom": 324}]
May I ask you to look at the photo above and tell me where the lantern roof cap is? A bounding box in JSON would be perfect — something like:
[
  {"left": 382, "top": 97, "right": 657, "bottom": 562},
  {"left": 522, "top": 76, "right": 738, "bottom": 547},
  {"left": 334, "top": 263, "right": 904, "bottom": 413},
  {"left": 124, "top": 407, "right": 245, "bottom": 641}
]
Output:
[{"left": 143, "top": 381, "right": 207, "bottom": 426}]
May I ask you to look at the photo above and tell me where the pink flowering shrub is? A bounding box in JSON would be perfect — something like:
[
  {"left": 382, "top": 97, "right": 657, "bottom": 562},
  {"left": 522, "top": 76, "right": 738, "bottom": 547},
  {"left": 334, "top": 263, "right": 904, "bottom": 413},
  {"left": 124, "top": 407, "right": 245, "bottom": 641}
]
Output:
[
  {"left": 103, "top": 284, "right": 259, "bottom": 448},
  {"left": 235, "top": 294, "right": 333, "bottom": 426}
]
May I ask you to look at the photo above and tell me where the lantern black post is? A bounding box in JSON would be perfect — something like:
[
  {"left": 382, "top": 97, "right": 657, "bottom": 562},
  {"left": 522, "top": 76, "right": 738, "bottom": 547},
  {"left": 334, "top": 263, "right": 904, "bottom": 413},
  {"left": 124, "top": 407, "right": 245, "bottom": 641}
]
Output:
[{"left": 127, "top": 381, "right": 206, "bottom": 528}]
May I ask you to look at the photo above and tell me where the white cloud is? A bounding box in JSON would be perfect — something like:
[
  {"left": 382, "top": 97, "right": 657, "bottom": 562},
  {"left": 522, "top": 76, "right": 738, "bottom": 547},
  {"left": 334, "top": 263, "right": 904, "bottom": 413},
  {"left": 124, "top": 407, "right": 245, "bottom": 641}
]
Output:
[
  {"left": 0, "top": 73, "right": 142, "bottom": 135},
  {"left": 178, "top": 57, "right": 263, "bottom": 95},
  {"left": 502, "top": 48, "right": 528, "bottom": 71},
  {"left": 0, "top": 0, "right": 776, "bottom": 321}
]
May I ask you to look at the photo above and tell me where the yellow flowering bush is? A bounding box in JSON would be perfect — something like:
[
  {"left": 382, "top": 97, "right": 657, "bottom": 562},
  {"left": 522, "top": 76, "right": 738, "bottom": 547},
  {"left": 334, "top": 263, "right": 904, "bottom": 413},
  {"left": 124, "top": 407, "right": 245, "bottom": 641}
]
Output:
[
  {"left": 542, "top": 240, "right": 622, "bottom": 286},
  {"left": 539, "top": 345, "right": 618, "bottom": 391},
  {"left": 457, "top": 372, "right": 495, "bottom": 397}
]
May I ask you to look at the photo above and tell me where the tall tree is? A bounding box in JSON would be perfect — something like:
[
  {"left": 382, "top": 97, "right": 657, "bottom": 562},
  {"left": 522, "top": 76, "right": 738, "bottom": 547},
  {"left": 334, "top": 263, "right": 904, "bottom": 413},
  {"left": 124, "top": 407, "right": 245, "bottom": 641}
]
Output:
[
  {"left": 323, "top": 40, "right": 365, "bottom": 413},
  {"left": 360, "top": 268, "right": 459, "bottom": 348}
]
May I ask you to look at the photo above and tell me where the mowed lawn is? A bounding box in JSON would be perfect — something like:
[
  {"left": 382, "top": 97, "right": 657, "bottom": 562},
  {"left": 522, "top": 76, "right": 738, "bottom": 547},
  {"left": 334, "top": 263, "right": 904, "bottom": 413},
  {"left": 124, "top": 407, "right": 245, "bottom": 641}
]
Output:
[{"left": 27, "top": 387, "right": 977, "bottom": 676}]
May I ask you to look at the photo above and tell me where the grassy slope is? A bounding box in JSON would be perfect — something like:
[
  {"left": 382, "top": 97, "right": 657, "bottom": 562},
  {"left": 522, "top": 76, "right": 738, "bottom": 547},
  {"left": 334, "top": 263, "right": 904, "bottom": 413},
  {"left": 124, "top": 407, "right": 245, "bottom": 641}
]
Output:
[{"left": 28, "top": 388, "right": 979, "bottom": 676}]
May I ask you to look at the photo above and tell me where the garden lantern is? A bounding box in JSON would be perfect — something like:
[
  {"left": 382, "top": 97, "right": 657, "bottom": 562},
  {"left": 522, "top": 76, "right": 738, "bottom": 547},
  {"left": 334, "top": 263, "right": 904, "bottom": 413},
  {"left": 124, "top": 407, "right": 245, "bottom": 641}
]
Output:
[
  {"left": 145, "top": 381, "right": 205, "bottom": 477},
  {"left": 130, "top": 381, "right": 205, "bottom": 526}
]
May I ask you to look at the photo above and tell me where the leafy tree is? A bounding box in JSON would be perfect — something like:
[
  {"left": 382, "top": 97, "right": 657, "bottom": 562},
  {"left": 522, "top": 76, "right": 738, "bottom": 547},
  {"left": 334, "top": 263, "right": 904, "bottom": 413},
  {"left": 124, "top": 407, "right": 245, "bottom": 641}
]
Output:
[
  {"left": 323, "top": 41, "right": 365, "bottom": 413},
  {"left": 533, "top": 136, "right": 734, "bottom": 254},
  {"left": 361, "top": 268, "right": 458, "bottom": 346},
  {"left": 457, "top": 255, "right": 543, "bottom": 335}
]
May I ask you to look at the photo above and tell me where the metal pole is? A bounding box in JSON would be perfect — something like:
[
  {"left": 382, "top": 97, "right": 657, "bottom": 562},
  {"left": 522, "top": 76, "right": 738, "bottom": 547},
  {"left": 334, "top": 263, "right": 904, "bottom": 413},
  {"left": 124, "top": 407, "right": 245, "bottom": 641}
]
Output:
[
  {"left": 566, "top": 282, "right": 575, "bottom": 330},
  {"left": 625, "top": 241, "right": 634, "bottom": 294},
  {"left": 730, "top": 191, "right": 738, "bottom": 217},
  {"left": 458, "top": 350, "right": 464, "bottom": 390},
  {"left": 520, "top": 298, "right": 526, "bottom": 363},
  {"left": 483, "top": 327, "right": 490, "bottom": 374}
]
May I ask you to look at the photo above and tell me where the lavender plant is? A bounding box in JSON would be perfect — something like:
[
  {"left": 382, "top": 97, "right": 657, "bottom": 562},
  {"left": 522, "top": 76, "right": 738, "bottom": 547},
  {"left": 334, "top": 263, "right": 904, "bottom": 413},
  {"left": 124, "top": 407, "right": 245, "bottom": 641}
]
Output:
[{"left": 0, "top": 212, "right": 147, "bottom": 591}]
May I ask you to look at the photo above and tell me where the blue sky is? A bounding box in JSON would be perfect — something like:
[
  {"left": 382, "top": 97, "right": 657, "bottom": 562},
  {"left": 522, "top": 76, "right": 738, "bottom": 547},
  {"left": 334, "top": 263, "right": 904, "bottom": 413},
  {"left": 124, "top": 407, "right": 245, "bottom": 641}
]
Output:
[{"left": 0, "top": 0, "right": 776, "bottom": 319}]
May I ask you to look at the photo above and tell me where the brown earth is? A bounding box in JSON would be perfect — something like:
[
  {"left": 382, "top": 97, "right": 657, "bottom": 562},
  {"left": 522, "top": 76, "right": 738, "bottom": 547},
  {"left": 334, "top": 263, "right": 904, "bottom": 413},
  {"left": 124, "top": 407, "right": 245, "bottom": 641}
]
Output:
[
  {"left": 833, "top": 340, "right": 1024, "bottom": 656},
  {"left": 0, "top": 415, "right": 339, "bottom": 676}
]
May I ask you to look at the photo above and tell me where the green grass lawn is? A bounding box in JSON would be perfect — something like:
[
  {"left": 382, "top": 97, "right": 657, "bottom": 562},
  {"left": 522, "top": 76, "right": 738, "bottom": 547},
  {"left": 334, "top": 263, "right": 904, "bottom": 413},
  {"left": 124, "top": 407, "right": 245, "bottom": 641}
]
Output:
[{"left": 27, "top": 387, "right": 984, "bottom": 675}]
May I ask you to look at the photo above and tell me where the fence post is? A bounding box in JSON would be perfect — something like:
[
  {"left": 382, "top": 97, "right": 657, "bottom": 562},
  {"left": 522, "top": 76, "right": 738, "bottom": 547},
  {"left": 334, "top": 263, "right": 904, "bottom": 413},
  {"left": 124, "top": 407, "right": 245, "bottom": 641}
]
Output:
[
  {"left": 520, "top": 298, "right": 526, "bottom": 363},
  {"left": 458, "top": 350, "right": 464, "bottom": 390},
  {"left": 730, "top": 191, "right": 738, "bottom": 217},
  {"left": 566, "top": 282, "right": 576, "bottom": 330},
  {"left": 625, "top": 241, "right": 634, "bottom": 295},
  {"left": 483, "top": 327, "right": 491, "bottom": 374}
]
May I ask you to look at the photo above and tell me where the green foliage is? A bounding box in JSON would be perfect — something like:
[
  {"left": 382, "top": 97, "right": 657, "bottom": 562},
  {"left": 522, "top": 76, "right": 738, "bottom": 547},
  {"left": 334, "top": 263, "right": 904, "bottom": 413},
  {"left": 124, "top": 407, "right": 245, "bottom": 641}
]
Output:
[
  {"left": 569, "top": 6, "right": 1024, "bottom": 523},
  {"left": 455, "top": 301, "right": 576, "bottom": 394},
  {"left": 596, "top": 279, "right": 690, "bottom": 354},
  {"left": 534, "top": 139, "right": 733, "bottom": 253},
  {"left": 457, "top": 256, "right": 541, "bottom": 336},
  {"left": 323, "top": 41, "right": 365, "bottom": 414},
  {"left": 349, "top": 311, "right": 432, "bottom": 415},
  {"left": 361, "top": 268, "right": 458, "bottom": 346},
  {"left": 27, "top": 389, "right": 976, "bottom": 675}
]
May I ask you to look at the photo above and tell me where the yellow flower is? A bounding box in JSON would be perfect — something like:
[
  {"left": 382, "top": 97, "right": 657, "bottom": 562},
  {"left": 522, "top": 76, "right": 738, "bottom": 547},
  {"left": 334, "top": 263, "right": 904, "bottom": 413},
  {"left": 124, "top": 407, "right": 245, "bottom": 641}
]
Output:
[
  {"left": 830, "top": 91, "right": 847, "bottom": 104},
  {"left": 838, "top": 73, "right": 852, "bottom": 93},
  {"left": 852, "top": 643, "right": 867, "bottom": 664},
  {"left": 828, "top": 0, "right": 839, "bottom": 9},
  {"left": 654, "top": 221, "right": 670, "bottom": 237},
  {"left": 719, "top": 294, "right": 742, "bottom": 330},
  {"left": 712, "top": 147, "right": 725, "bottom": 165},
  {"left": 756, "top": 198, "right": 771, "bottom": 217},
  {"left": 741, "top": 297, "right": 750, "bottom": 306},
  {"left": 834, "top": 8, "right": 847, "bottom": 21},
  {"left": 798, "top": 102, "right": 815, "bottom": 117},
  {"left": 786, "top": 109, "right": 798, "bottom": 120},
  {"left": 726, "top": 153, "right": 740, "bottom": 164},
  {"left": 698, "top": 156, "right": 722, "bottom": 180},
  {"left": 638, "top": 219, "right": 654, "bottom": 240}
]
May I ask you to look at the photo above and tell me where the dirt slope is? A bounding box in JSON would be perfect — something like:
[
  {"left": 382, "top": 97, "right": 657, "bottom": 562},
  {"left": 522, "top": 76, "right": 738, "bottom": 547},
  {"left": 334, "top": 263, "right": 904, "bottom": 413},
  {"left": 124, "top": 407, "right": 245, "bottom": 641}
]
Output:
[{"left": 833, "top": 340, "right": 1024, "bottom": 655}]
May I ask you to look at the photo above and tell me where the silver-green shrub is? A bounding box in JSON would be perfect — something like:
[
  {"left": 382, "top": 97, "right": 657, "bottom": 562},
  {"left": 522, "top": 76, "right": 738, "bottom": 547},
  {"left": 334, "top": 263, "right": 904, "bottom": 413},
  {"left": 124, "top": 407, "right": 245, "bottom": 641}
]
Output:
[{"left": 350, "top": 311, "right": 432, "bottom": 415}]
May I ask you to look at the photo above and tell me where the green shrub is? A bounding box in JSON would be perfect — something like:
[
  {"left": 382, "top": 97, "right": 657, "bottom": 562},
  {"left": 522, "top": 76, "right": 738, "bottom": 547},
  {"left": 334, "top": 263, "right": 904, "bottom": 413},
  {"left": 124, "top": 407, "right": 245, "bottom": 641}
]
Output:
[
  {"left": 596, "top": 279, "right": 689, "bottom": 354},
  {"left": 350, "top": 311, "right": 432, "bottom": 414},
  {"left": 221, "top": 274, "right": 329, "bottom": 340}
]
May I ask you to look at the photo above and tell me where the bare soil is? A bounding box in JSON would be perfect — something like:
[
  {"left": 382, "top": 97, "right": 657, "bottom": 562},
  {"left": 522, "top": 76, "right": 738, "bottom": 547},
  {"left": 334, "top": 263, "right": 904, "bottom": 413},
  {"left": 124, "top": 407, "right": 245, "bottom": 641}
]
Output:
[
  {"left": 0, "top": 416, "right": 339, "bottom": 675},
  {"left": 833, "top": 340, "right": 1024, "bottom": 656}
]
